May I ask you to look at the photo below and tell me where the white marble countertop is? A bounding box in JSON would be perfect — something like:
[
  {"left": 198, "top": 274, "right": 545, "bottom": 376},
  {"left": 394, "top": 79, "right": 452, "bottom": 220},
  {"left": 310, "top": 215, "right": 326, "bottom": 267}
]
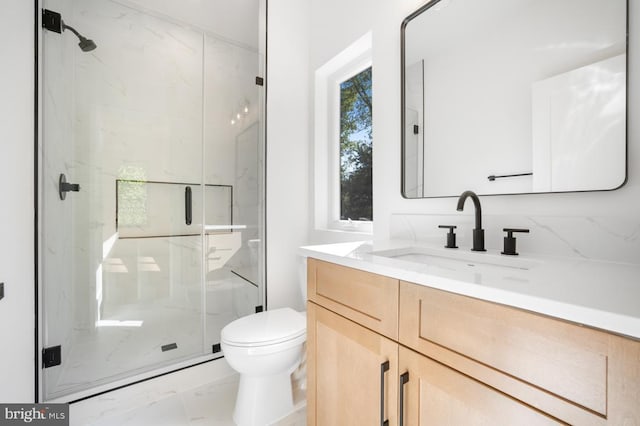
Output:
[{"left": 299, "top": 240, "right": 640, "bottom": 340}]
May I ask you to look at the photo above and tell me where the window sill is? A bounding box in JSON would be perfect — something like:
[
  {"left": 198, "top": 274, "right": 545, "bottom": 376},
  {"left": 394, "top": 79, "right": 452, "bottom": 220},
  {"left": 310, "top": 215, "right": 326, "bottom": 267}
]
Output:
[{"left": 327, "top": 220, "right": 373, "bottom": 235}]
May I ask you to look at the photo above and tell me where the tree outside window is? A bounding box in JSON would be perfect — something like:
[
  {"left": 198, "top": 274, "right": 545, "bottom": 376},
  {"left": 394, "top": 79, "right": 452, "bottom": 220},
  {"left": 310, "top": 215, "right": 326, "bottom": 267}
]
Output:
[
  {"left": 117, "top": 165, "right": 148, "bottom": 227},
  {"left": 339, "top": 66, "right": 372, "bottom": 221}
]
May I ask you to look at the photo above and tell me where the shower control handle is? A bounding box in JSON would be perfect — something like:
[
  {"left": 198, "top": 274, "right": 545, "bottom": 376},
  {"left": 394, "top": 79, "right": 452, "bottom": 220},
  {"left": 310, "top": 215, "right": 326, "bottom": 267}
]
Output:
[{"left": 59, "top": 173, "right": 80, "bottom": 200}]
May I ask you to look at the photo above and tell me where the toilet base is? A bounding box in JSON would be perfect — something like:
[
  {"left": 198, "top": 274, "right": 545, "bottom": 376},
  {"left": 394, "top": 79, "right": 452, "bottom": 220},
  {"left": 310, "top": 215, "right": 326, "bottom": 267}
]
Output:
[{"left": 233, "top": 372, "right": 294, "bottom": 426}]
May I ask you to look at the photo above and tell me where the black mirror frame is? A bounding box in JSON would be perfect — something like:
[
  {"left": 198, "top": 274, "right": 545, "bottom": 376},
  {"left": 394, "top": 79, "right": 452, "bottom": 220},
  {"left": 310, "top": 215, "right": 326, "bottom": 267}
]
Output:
[{"left": 400, "top": 0, "right": 629, "bottom": 199}]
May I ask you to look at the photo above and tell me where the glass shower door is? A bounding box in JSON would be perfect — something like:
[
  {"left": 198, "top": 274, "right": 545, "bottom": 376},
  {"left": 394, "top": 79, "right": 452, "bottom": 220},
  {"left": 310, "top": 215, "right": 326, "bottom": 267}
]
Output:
[
  {"left": 41, "top": 0, "right": 265, "bottom": 402},
  {"left": 203, "top": 33, "right": 265, "bottom": 346},
  {"left": 41, "top": 0, "right": 206, "bottom": 399}
]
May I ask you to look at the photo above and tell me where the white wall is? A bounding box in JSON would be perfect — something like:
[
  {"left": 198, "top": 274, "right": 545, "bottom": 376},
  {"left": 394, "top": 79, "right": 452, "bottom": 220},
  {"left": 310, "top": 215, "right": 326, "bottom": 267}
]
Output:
[
  {"left": 265, "top": 0, "right": 312, "bottom": 309},
  {"left": 0, "top": 0, "right": 35, "bottom": 402}
]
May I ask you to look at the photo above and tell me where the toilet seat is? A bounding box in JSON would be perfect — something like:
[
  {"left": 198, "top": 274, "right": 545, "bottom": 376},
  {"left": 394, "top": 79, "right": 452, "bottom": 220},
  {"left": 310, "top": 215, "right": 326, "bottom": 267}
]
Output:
[{"left": 221, "top": 307, "right": 306, "bottom": 348}]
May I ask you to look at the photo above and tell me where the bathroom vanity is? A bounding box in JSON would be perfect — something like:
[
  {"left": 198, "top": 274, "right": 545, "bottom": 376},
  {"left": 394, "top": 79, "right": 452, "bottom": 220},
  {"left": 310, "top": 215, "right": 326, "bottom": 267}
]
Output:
[{"left": 302, "top": 242, "right": 640, "bottom": 425}]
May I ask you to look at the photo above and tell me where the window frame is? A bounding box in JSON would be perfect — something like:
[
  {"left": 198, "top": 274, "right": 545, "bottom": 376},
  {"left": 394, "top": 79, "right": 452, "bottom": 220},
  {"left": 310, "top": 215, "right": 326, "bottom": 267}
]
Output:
[{"left": 314, "top": 33, "right": 373, "bottom": 235}]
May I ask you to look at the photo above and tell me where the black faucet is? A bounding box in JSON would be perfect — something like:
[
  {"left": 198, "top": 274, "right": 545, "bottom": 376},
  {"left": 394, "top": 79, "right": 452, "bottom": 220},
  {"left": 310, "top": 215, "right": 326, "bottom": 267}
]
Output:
[{"left": 456, "top": 190, "right": 486, "bottom": 251}]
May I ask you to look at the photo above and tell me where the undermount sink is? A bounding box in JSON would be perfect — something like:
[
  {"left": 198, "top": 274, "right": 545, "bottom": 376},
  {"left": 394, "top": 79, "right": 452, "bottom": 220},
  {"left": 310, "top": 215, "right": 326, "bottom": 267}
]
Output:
[{"left": 370, "top": 246, "right": 539, "bottom": 273}]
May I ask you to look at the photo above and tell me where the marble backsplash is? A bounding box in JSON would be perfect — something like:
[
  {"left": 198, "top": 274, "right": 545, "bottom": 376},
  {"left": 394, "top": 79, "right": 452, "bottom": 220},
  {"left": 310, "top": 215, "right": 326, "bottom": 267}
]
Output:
[{"left": 389, "top": 213, "right": 640, "bottom": 265}]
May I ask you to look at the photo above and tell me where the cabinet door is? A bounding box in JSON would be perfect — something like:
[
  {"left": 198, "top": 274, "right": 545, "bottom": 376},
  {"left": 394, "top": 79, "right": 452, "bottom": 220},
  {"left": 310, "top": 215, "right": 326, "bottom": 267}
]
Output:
[
  {"left": 398, "top": 346, "right": 562, "bottom": 426},
  {"left": 308, "top": 302, "right": 398, "bottom": 426}
]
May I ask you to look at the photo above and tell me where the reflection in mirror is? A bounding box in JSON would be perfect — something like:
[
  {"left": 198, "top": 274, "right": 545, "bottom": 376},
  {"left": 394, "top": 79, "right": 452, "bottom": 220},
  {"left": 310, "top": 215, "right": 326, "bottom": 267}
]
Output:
[
  {"left": 401, "top": 0, "right": 627, "bottom": 198},
  {"left": 404, "top": 60, "right": 425, "bottom": 198}
]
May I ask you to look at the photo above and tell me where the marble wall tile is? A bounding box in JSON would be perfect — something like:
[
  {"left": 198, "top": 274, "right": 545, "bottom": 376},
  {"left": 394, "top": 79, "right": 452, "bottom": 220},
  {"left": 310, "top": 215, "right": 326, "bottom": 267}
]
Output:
[
  {"left": 204, "top": 33, "right": 263, "bottom": 291},
  {"left": 390, "top": 213, "right": 640, "bottom": 264},
  {"left": 42, "top": 0, "right": 264, "bottom": 400},
  {"left": 65, "top": 0, "right": 205, "bottom": 340}
]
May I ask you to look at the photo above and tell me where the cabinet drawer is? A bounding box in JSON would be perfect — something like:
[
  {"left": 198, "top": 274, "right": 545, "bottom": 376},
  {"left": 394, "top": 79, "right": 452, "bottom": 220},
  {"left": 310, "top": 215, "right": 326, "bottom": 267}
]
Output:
[
  {"left": 400, "top": 346, "right": 563, "bottom": 425},
  {"left": 399, "top": 282, "right": 608, "bottom": 417},
  {"left": 307, "top": 258, "right": 399, "bottom": 339}
]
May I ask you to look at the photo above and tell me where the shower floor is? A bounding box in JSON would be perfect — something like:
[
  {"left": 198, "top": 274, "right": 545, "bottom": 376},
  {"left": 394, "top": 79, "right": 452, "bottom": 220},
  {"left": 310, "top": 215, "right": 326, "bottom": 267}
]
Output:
[{"left": 47, "top": 273, "right": 258, "bottom": 400}]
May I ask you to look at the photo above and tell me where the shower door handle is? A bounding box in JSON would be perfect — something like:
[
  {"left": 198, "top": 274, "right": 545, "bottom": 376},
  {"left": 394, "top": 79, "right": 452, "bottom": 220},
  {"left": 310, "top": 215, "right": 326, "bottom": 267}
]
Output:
[
  {"left": 185, "top": 186, "right": 192, "bottom": 225},
  {"left": 59, "top": 173, "right": 80, "bottom": 200}
]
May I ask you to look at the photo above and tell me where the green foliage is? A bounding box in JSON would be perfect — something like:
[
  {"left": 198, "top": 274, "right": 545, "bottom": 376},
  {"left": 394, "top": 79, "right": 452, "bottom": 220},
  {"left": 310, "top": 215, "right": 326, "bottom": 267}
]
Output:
[
  {"left": 117, "top": 165, "right": 148, "bottom": 227},
  {"left": 340, "top": 67, "right": 372, "bottom": 221}
]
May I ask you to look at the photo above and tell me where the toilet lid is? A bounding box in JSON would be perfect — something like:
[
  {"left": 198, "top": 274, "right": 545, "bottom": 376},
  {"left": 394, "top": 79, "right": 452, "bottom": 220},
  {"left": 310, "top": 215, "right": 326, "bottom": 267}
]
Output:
[{"left": 221, "top": 307, "right": 306, "bottom": 347}]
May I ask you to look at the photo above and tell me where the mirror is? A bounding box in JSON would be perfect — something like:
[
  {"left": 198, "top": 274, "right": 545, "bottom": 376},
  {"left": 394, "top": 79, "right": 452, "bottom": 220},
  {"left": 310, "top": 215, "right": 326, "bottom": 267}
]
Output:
[{"left": 401, "top": 0, "right": 627, "bottom": 198}]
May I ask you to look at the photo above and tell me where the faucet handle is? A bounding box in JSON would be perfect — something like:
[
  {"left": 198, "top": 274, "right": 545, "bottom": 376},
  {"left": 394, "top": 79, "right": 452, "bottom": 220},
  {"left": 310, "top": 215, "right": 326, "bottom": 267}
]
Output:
[
  {"left": 501, "top": 228, "right": 529, "bottom": 256},
  {"left": 438, "top": 225, "right": 458, "bottom": 249}
]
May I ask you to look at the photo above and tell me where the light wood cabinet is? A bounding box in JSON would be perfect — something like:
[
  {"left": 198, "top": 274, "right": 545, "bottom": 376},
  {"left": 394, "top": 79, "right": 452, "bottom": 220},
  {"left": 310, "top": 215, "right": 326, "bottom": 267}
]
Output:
[
  {"left": 399, "top": 281, "right": 640, "bottom": 425},
  {"left": 306, "top": 257, "right": 640, "bottom": 425},
  {"left": 307, "top": 302, "right": 398, "bottom": 425},
  {"left": 399, "top": 346, "right": 561, "bottom": 426}
]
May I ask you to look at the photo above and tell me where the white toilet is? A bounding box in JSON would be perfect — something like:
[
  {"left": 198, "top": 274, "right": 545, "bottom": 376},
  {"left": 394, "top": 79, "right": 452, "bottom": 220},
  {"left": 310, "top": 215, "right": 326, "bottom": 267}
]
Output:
[{"left": 221, "top": 307, "right": 306, "bottom": 426}]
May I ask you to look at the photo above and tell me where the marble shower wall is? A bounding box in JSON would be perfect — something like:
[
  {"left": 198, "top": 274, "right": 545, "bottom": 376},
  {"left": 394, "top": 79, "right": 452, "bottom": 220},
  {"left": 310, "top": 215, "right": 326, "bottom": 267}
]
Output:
[
  {"left": 71, "top": 0, "right": 204, "bottom": 331},
  {"left": 42, "top": 0, "right": 263, "bottom": 398},
  {"left": 204, "top": 33, "right": 263, "bottom": 289}
]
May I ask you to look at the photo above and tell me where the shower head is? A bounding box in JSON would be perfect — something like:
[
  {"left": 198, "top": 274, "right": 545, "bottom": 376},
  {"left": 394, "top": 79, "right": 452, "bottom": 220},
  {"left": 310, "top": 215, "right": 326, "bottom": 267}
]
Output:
[
  {"left": 62, "top": 22, "right": 97, "bottom": 52},
  {"left": 78, "top": 36, "right": 97, "bottom": 52}
]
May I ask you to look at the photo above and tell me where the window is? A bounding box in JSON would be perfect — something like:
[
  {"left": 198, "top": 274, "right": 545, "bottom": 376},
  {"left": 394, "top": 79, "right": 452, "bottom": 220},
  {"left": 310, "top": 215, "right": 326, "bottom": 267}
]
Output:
[
  {"left": 339, "top": 67, "right": 372, "bottom": 222},
  {"left": 314, "top": 32, "right": 372, "bottom": 234},
  {"left": 117, "top": 165, "right": 148, "bottom": 227}
]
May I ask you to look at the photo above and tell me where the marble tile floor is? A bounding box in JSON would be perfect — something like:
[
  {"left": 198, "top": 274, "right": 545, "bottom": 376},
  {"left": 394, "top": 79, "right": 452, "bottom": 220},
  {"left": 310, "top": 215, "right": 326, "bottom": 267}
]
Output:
[{"left": 71, "top": 366, "right": 306, "bottom": 426}]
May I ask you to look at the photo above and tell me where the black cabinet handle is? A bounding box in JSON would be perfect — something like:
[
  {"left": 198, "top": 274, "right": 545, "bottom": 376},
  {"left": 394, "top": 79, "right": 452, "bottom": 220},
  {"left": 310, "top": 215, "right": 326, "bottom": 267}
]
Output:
[
  {"left": 399, "top": 371, "right": 410, "bottom": 426},
  {"left": 380, "top": 360, "right": 390, "bottom": 426},
  {"left": 185, "top": 186, "right": 192, "bottom": 225}
]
